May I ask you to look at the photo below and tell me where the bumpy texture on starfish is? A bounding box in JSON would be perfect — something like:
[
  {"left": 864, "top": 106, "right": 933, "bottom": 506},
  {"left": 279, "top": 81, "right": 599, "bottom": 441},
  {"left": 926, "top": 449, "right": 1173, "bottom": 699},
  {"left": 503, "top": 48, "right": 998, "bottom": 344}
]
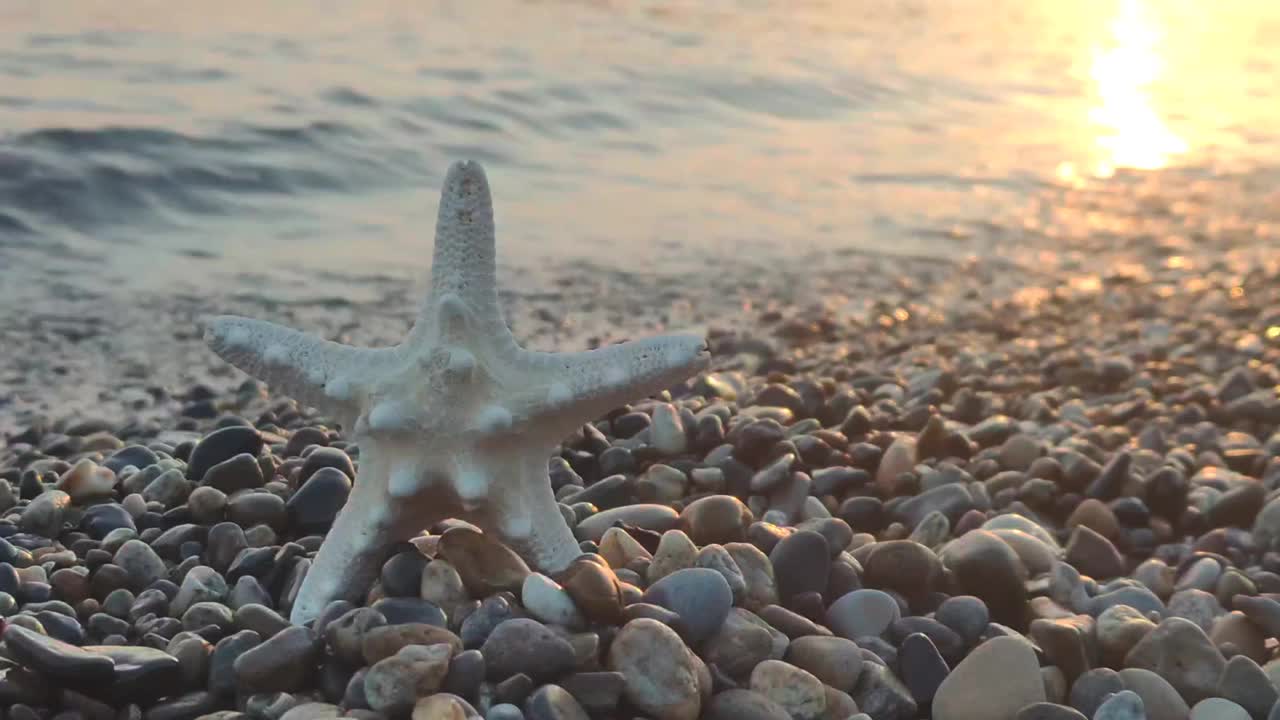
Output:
[{"left": 205, "top": 161, "right": 710, "bottom": 624}]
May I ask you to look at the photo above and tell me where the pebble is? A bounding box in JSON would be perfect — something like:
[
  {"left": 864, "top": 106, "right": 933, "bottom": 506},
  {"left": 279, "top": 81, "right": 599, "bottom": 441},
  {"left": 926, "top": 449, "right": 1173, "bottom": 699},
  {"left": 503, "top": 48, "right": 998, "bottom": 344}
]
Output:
[
  {"left": 362, "top": 622, "right": 462, "bottom": 664},
  {"left": 642, "top": 567, "right": 733, "bottom": 646},
  {"left": 704, "top": 608, "right": 779, "bottom": 678},
  {"left": 1092, "top": 690, "right": 1145, "bottom": 720},
  {"left": 84, "top": 644, "right": 183, "bottom": 703},
  {"left": 363, "top": 643, "right": 452, "bottom": 716},
  {"left": 1116, "top": 668, "right": 1189, "bottom": 720},
  {"left": 938, "top": 529, "right": 1029, "bottom": 626},
  {"left": 1124, "top": 617, "right": 1226, "bottom": 705},
  {"left": 704, "top": 688, "right": 793, "bottom": 720},
  {"left": 439, "top": 527, "right": 532, "bottom": 596},
  {"left": 480, "top": 618, "right": 576, "bottom": 682},
  {"left": 186, "top": 426, "right": 264, "bottom": 481},
  {"left": 1189, "top": 698, "right": 1250, "bottom": 720},
  {"left": 899, "top": 632, "right": 949, "bottom": 706},
  {"left": 202, "top": 453, "right": 264, "bottom": 494},
  {"left": 232, "top": 625, "right": 320, "bottom": 693},
  {"left": 1, "top": 624, "right": 115, "bottom": 684},
  {"left": 932, "top": 636, "right": 1045, "bottom": 720},
  {"left": 171, "top": 565, "right": 228, "bottom": 617},
  {"left": 112, "top": 539, "right": 168, "bottom": 592},
  {"left": 285, "top": 466, "right": 352, "bottom": 533},
  {"left": 1216, "top": 654, "right": 1277, "bottom": 720},
  {"left": 575, "top": 504, "right": 681, "bottom": 541},
  {"left": 1063, "top": 525, "right": 1126, "bottom": 580},
  {"left": 560, "top": 558, "right": 625, "bottom": 625},
  {"left": 20, "top": 490, "right": 70, "bottom": 538},
  {"left": 524, "top": 684, "right": 589, "bottom": 720},
  {"left": 749, "top": 659, "right": 827, "bottom": 720},
  {"left": 420, "top": 559, "right": 470, "bottom": 621},
  {"left": 522, "top": 573, "right": 585, "bottom": 629},
  {"left": 648, "top": 529, "right": 698, "bottom": 583},
  {"left": 863, "top": 539, "right": 942, "bottom": 597},
  {"left": 769, "top": 530, "right": 830, "bottom": 602},
  {"left": 934, "top": 595, "right": 989, "bottom": 648},
  {"left": 1014, "top": 704, "right": 1088, "bottom": 720},
  {"left": 826, "top": 589, "right": 901, "bottom": 640},
  {"left": 725, "top": 542, "right": 779, "bottom": 611},
  {"left": 370, "top": 596, "right": 447, "bottom": 626},
  {"left": 608, "top": 618, "right": 706, "bottom": 720}
]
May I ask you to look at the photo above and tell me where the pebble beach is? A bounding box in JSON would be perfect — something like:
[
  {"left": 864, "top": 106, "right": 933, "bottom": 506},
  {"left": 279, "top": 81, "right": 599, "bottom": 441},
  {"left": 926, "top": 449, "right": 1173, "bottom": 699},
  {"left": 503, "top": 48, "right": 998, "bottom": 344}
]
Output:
[{"left": 4, "top": 167, "right": 1280, "bottom": 720}]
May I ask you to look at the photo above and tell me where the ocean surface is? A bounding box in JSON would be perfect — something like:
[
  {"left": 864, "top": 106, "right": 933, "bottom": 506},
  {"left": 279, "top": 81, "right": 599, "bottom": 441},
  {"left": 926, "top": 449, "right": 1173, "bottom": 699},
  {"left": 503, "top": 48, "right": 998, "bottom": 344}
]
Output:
[{"left": 1, "top": 0, "right": 1278, "bottom": 306}]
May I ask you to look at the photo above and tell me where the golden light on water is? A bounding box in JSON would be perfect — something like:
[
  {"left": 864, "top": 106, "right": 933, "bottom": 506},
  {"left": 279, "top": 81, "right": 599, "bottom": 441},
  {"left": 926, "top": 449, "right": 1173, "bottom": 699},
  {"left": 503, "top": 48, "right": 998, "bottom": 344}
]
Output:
[{"left": 1087, "top": 0, "right": 1188, "bottom": 175}]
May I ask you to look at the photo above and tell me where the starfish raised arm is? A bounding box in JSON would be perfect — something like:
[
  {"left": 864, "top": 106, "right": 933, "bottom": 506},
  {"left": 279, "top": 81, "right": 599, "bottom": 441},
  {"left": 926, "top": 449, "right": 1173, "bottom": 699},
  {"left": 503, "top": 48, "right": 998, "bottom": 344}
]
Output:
[{"left": 203, "top": 315, "right": 400, "bottom": 424}]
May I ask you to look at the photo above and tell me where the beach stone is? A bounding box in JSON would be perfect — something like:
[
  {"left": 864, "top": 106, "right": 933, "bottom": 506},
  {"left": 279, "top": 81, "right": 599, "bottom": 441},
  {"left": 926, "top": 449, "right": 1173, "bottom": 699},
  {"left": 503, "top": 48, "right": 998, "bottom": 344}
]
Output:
[
  {"left": 1063, "top": 525, "right": 1125, "bottom": 580},
  {"left": 648, "top": 529, "right": 698, "bottom": 583},
  {"left": 704, "top": 608, "right": 780, "bottom": 678},
  {"left": 229, "top": 575, "right": 272, "bottom": 610},
  {"left": 105, "top": 445, "right": 160, "bottom": 474},
  {"left": 650, "top": 403, "right": 688, "bottom": 454},
  {"left": 361, "top": 623, "right": 462, "bottom": 664},
  {"left": 726, "top": 542, "right": 779, "bottom": 611},
  {"left": 991, "top": 529, "right": 1058, "bottom": 576},
  {"left": 939, "top": 530, "right": 1028, "bottom": 626},
  {"left": 112, "top": 539, "right": 167, "bottom": 591},
  {"left": 183, "top": 600, "right": 235, "bottom": 632},
  {"left": 750, "top": 659, "right": 826, "bottom": 720},
  {"left": 286, "top": 467, "right": 351, "bottom": 534},
  {"left": 57, "top": 459, "right": 116, "bottom": 503},
  {"left": 1014, "top": 704, "right": 1087, "bottom": 720},
  {"left": 695, "top": 544, "right": 747, "bottom": 605},
  {"left": 1211, "top": 611, "right": 1266, "bottom": 663},
  {"left": 863, "top": 540, "right": 942, "bottom": 597},
  {"left": 188, "top": 485, "right": 228, "bottom": 524},
  {"left": 1117, "top": 668, "right": 1189, "bottom": 720},
  {"left": 420, "top": 559, "right": 470, "bottom": 621},
  {"left": 143, "top": 468, "right": 192, "bottom": 507},
  {"left": 145, "top": 690, "right": 221, "bottom": 720},
  {"left": 704, "top": 688, "right": 792, "bottom": 720},
  {"left": 1092, "top": 690, "right": 1144, "bottom": 720},
  {"left": 522, "top": 684, "right": 588, "bottom": 720},
  {"left": 460, "top": 594, "right": 519, "bottom": 649},
  {"left": 299, "top": 446, "right": 355, "bottom": 483},
  {"left": 1167, "top": 589, "right": 1225, "bottom": 632},
  {"left": 363, "top": 642, "right": 452, "bottom": 715},
  {"left": 643, "top": 567, "right": 733, "bottom": 646},
  {"left": 638, "top": 463, "right": 687, "bottom": 505},
  {"left": 1, "top": 624, "right": 115, "bottom": 684},
  {"left": 380, "top": 549, "right": 427, "bottom": 598},
  {"left": 876, "top": 436, "right": 916, "bottom": 493},
  {"left": 1067, "top": 668, "right": 1123, "bottom": 718},
  {"left": 851, "top": 661, "right": 917, "bottom": 720},
  {"left": 1190, "top": 698, "right": 1249, "bottom": 720},
  {"left": 83, "top": 644, "right": 182, "bottom": 703},
  {"left": 370, "top": 596, "right": 447, "bottom": 627},
  {"left": 1217, "top": 654, "right": 1276, "bottom": 720},
  {"left": 281, "top": 704, "right": 341, "bottom": 720},
  {"left": 826, "top": 589, "right": 900, "bottom": 640},
  {"left": 560, "top": 558, "right": 624, "bottom": 625},
  {"left": 682, "top": 495, "right": 754, "bottom": 545},
  {"left": 932, "top": 636, "right": 1045, "bottom": 720},
  {"left": 1124, "top": 617, "right": 1225, "bottom": 704},
  {"left": 769, "top": 530, "right": 829, "bottom": 602},
  {"left": 785, "top": 635, "right": 863, "bottom": 692},
  {"left": 522, "top": 573, "right": 584, "bottom": 629},
  {"left": 171, "top": 566, "right": 228, "bottom": 617},
  {"left": 232, "top": 625, "right": 319, "bottom": 693},
  {"left": 81, "top": 503, "right": 136, "bottom": 539},
  {"left": 899, "top": 631, "right": 949, "bottom": 706},
  {"left": 21, "top": 490, "right": 70, "bottom": 538},
  {"left": 481, "top": 618, "right": 575, "bottom": 682},
  {"left": 557, "top": 671, "right": 625, "bottom": 716},
  {"left": 187, "top": 426, "right": 263, "bottom": 481},
  {"left": 208, "top": 629, "right": 261, "bottom": 695},
  {"left": 201, "top": 453, "right": 263, "bottom": 494},
  {"left": 1097, "top": 604, "right": 1156, "bottom": 667},
  {"left": 234, "top": 603, "right": 289, "bottom": 639},
  {"left": 893, "top": 483, "right": 975, "bottom": 529},
  {"left": 935, "top": 595, "right": 989, "bottom": 647},
  {"left": 439, "top": 527, "right": 531, "bottom": 596},
  {"left": 608, "top": 618, "right": 706, "bottom": 720},
  {"left": 226, "top": 491, "right": 287, "bottom": 530},
  {"left": 598, "top": 526, "right": 652, "bottom": 569},
  {"left": 575, "top": 504, "right": 680, "bottom": 542},
  {"left": 1030, "top": 616, "right": 1096, "bottom": 684}
]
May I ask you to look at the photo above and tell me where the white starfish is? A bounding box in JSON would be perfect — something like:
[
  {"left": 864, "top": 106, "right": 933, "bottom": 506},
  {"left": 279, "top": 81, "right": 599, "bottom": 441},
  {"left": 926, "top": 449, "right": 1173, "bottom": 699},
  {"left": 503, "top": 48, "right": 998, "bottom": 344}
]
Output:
[{"left": 204, "top": 161, "right": 710, "bottom": 625}]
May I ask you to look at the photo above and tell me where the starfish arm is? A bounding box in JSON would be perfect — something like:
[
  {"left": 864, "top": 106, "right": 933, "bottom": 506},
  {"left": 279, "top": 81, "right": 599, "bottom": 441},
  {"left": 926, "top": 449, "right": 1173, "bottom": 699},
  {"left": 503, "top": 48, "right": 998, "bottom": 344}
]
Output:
[
  {"left": 507, "top": 332, "right": 709, "bottom": 439},
  {"left": 409, "top": 160, "right": 513, "bottom": 345},
  {"left": 204, "top": 315, "right": 399, "bottom": 421},
  {"left": 476, "top": 446, "right": 583, "bottom": 575}
]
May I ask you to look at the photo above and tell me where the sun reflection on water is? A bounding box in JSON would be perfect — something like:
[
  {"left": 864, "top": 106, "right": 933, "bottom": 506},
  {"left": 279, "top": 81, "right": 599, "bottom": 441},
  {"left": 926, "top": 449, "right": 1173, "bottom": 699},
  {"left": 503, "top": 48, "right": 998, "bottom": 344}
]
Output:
[{"left": 1087, "top": 0, "right": 1188, "bottom": 176}]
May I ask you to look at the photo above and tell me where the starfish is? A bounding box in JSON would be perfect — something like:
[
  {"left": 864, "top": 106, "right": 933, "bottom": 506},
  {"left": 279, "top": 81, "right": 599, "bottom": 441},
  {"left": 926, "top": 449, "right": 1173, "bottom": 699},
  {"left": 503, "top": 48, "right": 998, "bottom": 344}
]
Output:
[{"left": 204, "top": 161, "right": 710, "bottom": 625}]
